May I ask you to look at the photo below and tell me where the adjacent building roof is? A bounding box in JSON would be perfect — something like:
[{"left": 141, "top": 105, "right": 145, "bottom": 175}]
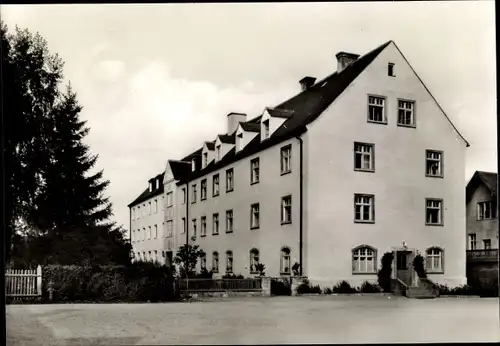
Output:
[
  {"left": 466, "top": 171, "right": 498, "bottom": 204},
  {"left": 128, "top": 173, "right": 165, "bottom": 207}
]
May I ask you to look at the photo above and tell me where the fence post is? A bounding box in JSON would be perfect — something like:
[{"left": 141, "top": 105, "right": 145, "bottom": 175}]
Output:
[{"left": 36, "top": 265, "right": 42, "bottom": 296}]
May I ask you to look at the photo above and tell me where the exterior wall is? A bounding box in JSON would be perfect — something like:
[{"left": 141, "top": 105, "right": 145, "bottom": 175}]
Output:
[
  {"left": 305, "top": 42, "right": 467, "bottom": 288},
  {"left": 130, "top": 192, "right": 165, "bottom": 263},
  {"left": 466, "top": 184, "right": 499, "bottom": 249},
  {"left": 174, "top": 138, "right": 301, "bottom": 278}
]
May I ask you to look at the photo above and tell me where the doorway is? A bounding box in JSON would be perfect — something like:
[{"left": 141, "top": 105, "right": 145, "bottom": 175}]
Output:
[{"left": 396, "top": 250, "right": 413, "bottom": 286}]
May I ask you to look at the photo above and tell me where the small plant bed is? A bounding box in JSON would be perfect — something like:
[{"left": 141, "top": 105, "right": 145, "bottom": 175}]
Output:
[
  {"left": 295, "top": 279, "right": 322, "bottom": 295},
  {"left": 436, "top": 284, "right": 482, "bottom": 298}
]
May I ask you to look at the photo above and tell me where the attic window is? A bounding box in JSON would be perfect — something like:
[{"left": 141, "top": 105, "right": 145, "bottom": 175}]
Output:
[
  {"left": 149, "top": 182, "right": 153, "bottom": 192},
  {"left": 203, "top": 152, "right": 208, "bottom": 167},
  {"left": 237, "top": 133, "right": 243, "bottom": 150},
  {"left": 216, "top": 145, "right": 221, "bottom": 161},
  {"left": 388, "top": 63, "right": 395, "bottom": 77},
  {"left": 191, "top": 159, "right": 196, "bottom": 172},
  {"left": 263, "top": 120, "right": 270, "bottom": 139}
]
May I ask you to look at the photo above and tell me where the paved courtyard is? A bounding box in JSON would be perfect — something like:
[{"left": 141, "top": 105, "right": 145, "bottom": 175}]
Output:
[{"left": 6, "top": 295, "right": 500, "bottom": 345}]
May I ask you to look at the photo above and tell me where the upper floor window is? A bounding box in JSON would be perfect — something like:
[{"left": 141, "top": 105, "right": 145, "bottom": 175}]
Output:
[
  {"left": 153, "top": 224, "right": 158, "bottom": 239},
  {"left": 203, "top": 152, "right": 208, "bottom": 167},
  {"left": 213, "top": 213, "right": 219, "bottom": 235},
  {"left": 181, "top": 218, "right": 186, "bottom": 234},
  {"left": 226, "top": 168, "right": 234, "bottom": 192},
  {"left": 191, "top": 159, "right": 196, "bottom": 172},
  {"left": 201, "top": 179, "right": 207, "bottom": 200},
  {"left": 280, "top": 247, "right": 291, "bottom": 275},
  {"left": 213, "top": 174, "right": 220, "bottom": 197},
  {"left": 426, "top": 150, "right": 443, "bottom": 177},
  {"left": 181, "top": 188, "right": 186, "bottom": 204},
  {"left": 251, "top": 158, "right": 260, "bottom": 184},
  {"left": 398, "top": 100, "right": 415, "bottom": 127},
  {"left": 354, "top": 194, "right": 374, "bottom": 223},
  {"left": 281, "top": 145, "right": 292, "bottom": 174},
  {"left": 201, "top": 216, "right": 207, "bottom": 237},
  {"left": 251, "top": 203, "right": 260, "bottom": 229},
  {"left": 468, "top": 234, "right": 476, "bottom": 250},
  {"left": 281, "top": 195, "right": 292, "bottom": 224},
  {"left": 226, "top": 210, "right": 233, "bottom": 233},
  {"left": 478, "top": 201, "right": 495, "bottom": 220},
  {"left": 191, "top": 184, "right": 197, "bottom": 203},
  {"left": 166, "top": 192, "right": 173, "bottom": 206},
  {"left": 148, "top": 202, "right": 152, "bottom": 215},
  {"left": 154, "top": 199, "right": 158, "bottom": 213},
  {"left": 368, "top": 96, "right": 386, "bottom": 123},
  {"left": 216, "top": 145, "right": 221, "bottom": 161},
  {"left": 388, "top": 63, "right": 395, "bottom": 77},
  {"left": 192, "top": 219, "right": 197, "bottom": 238},
  {"left": 483, "top": 239, "right": 491, "bottom": 250},
  {"left": 166, "top": 192, "right": 173, "bottom": 219},
  {"left": 425, "top": 247, "right": 443, "bottom": 273},
  {"left": 212, "top": 252, "right": 219, "bottom": 273},
  {"left": 263, "top": 120, "right": 270, "bottom": 139},
  {"left": 426, "top": 199, "right": 443, "bottom": 226},
  {"left": 147, "top": 226, "right": 152, "bottom": 239},
  {"left": 161, "top": 196, "right": 164, "bottom": 211},
  {"left": 226, "top": 251, "right": 233, "bottom": 273},
  {"left": 143, "top": 204, "right": 146, "bottom": 216},
  {"left": 249, "top": 248, "right": 259, "bottom": 274},
  {"left": 352, "top": 246, "right": 377, "bottom": 274},
  {"left": 137, "top": 206, "right": 140, "bottom": 219},
  {"left": 354, "top": 142, "right": 374, "bottom": 172},
  {"left": 200, "top": 253, "right": 207, "bottom": 270}
]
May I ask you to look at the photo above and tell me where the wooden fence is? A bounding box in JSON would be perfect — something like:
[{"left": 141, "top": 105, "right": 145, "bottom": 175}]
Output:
[
  {"left": 5, "top": 265, "right": 42, "bottom": 298},
  {"left": 177, "top": 278, "right": 262, "bottom": 293}
]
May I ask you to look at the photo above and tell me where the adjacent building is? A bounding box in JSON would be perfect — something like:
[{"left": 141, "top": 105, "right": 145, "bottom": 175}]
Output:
[{"left": 129, "top": 40, "right": 469, "bottom": 288}]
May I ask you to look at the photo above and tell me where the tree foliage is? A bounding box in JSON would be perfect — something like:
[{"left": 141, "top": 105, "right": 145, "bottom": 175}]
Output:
[{"left": 173, "top": 238, "right": 205, "bottom": 277}]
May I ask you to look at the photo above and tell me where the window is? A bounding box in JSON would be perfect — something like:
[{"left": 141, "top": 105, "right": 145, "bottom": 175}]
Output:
[
  {"left": 213, "top": 174, "right": 220, "bottom": 196},
  {"left": 281, "top": 145, "right": 292, "bottom": 174},
  {"left": 251, "top": 203, "right": 260, "bottom": 229},
  {"left": 263, "top": 120, "right": 270, "bottom": 139},
  {"left": 226, "top": 210, "right": 233, "bottom": 233},
  {"left": 143, "top": 204, "right": 146, "bottom": 216},
  {"left": 203, "top": 152, "right": 208, "bottom": 167},
  {"left": 250, "top": 249, "right": 259, "bottom": 274},
  {"left": 137, "top": 206, "right": 140, "bottom": 219},
  {"left": 191, "top": 184, "right": 197, "bottom": 203},
  {"left": 148, "top": 202, "right": 152, "bottom": 215},
  {"left": 398, "top": 100, "right": 415, "bottom": 127},
  {"left": 212, "top": 252, "right": 219, "bottom": 273},
  {"left": 281, "top": 195, "right": 292, "bottom": 224},
  {"left": 148, "top": 226, "right": 151, "bottom": 239},
  {"left": 237, "top": 133, "right": 243, "bottom": 150},
  {"left": 426, "top": 150, "right": 443, "bottom": 177},
  {"left": 368, "top": 96, "right": 386, "bottom": 123},
  {"left": 469, "top": 234, "right": 476, "bottom": 250},
  {"left": 388, "top": 63, "right": 395, "bottom": 77},
  {"left": 148, "top": 251, "right": 152, "bottom": 261},
  {"left": 191, "top": 159, "right": 196, "bottom": 172},
  {"left": 181, "top": 218, "right": 186, "bottom": 234},
  {"left": 192, "top": 219, "right": 197, "bottom": 238},
  {"left": 226, "top": 168, "right": 234, "bottom": 192},
  {"left": 166, "top": 221, "right": 173, "bottom": 238},
  {"left": 142, "top": 228, "right": 145, "bottom": 240},
  {"left": 216, "top": 145, "right": 221, "bottom": 161},
  {"left": 226, "top": 251, "right": 233, "bottom": 273},
  {"left": 280, "top": 247, "right": 291, "bottom": 274},
  {"left": 354, "top": 194, "right": 374, "bottom": 223},
  {"left": 213, "top": 213, "right": 219, "bottom": 235},
  {"left": 153, "top": 225, "right": 158, "bottom": 239},
  {"left": 166, "top": 192, "right": 173, "bottom": 218},
  {"left": 201, "top": 216, "right": 207, "bottom": 237},
  {"left": 484, "top": 239, "right": 491, "bottom": 250},
  {"left": 426, "top": 199, "right": 443, "bottom": 225},
  {"left": 154, "top": 250, "right": 158, "bottom": 262},
  {"left": 154, "top": 199, "right": 158, "bottom": 213},
  {"left": 425, "top": 247, "right": 443, "bottom": 273},
  {"left": 251, "top": 158, "right": 260, "bottom": 184},
  {"left": 161, "top": 196, "right": 165, "bottom": 211},
  {"left": 354, "top": 143, "right": 374, "bottom": 172},
  {"left": 201, "top": 179, "right": 207, "bottom": 200},
  {"left": 352, "top": 246, "right": 377, "bottom": 274},
  {"left": 182, "top": 188, "right": 186, "bottom": 204},
  {"left": 132, "top": 208, "right": 135, "bottom": 221},
  {"left": 200, "top": 253, "right": 207, "bottom": 270},
  {"left": 478, "top": 201, "right": 495, "bottom": 220}
]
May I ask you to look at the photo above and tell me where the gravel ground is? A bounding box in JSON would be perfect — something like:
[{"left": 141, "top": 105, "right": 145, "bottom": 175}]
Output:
[{"left": 6, "top": 295, "right": 500, "bottom": 345}]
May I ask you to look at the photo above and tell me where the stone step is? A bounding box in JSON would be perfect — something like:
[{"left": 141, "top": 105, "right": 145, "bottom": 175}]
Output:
[{"left": 406, "top": 286, "right": 437, "bottom": 299}]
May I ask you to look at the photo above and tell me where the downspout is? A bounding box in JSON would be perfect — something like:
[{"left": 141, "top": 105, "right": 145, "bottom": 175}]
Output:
[
  {"left": 296, "top": 136, "right": 304, "bottom": 276},
  {"left": 128, "top": 206, "right": 132, "bottom": 261},
  {"left": 185, "top": 183, "right": 189, "bottom": 246}
]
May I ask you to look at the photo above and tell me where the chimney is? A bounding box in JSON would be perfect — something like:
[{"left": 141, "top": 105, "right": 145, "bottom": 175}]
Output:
[
  {"left": 299, "top": 76, "right": 316, "bottom": 91},
  {"left": 227, "top": 112, "right": 247, "bottom": 134},
  {"left": 335, "top": 52, "right": 360, "bottom": 72}
]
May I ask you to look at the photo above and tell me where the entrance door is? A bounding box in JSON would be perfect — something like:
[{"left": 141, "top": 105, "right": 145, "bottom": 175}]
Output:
[{"left": 396, "top": 251, "right": 412, "bottom": 286}]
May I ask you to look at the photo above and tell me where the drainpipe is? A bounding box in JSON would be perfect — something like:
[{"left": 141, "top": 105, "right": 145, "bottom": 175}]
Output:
[
  {"left": 185, "top": 183, "right": 189, "bottom": 246},
  {"left": 296, "top": 136, "right": 304, "bottom": 276},
  {"left": 129, "top": 206, "right": 132, "bottom": 261}
]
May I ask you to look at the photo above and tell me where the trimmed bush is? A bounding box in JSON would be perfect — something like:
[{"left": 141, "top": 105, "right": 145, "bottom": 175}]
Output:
[
  {"left": 271, "top": 277, "right": 291, "bottom": 296},
  {"left": 323, "top": 287, "right": 333, "bottom": 295},
  {"left": 412, "top": 254, "right": 427, "bottom": 279},
  {"left": 377, "top": 252, "right": 394, "bottom": 293},
  {"left": 438, "top": 284, "right": 476, "bottom": 296},
  {"left": 332, "top": 280, "right": 359, "bottom": 294},
  {"left": 360, "top": 281, "right": 382, "bottom": 293},
  {"left": 296, "top": 279, "right": 322, "bottom": 294},
  {"left": 221, "top": 273, "right": 245, "bottom": 279}
]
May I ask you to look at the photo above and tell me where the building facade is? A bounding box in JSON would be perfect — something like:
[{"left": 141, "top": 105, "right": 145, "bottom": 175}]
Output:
[{"left": 129, "top": 41, "right": 469, "bottom": 287}]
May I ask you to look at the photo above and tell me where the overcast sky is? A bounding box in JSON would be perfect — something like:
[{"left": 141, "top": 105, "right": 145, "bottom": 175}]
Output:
[{"left": 3, "top": 2, "right": 496, "bottom": 232}]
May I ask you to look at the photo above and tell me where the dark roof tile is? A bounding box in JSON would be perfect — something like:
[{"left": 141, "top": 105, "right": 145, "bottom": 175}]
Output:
[{"left": 240, "top": 122, "right": 260, "bottom": 132}]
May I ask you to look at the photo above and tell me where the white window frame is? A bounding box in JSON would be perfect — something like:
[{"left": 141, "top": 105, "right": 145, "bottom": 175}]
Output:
[
  {"left": 425, "top": 247, "right": 443, "bottom": 273},
  {"left": 216, "top": 145, "right": 221, "bottom": 161},
  {"left": 182, "top": 188, "right": 186, "bottom": 204},
  {"left": 154, "top": 199, "right": 158, "bottom": 213},
  {"left": 483, "top": 239, "right": 491, "bottom": 250},
  {"left": 191, "top": 184, "right": 197, "bottom": 203},
  {"left": 226, "top": 168, "right": 234, "bottom": 192},
  {"left": 397, "top": 99, "right": 415, "bottom": 127},
  {"left": 212, "top": 252, "right": 219, "bottom": 273},
  {"left": 201, "top": 179, "right": 207, "bottom": 200},
  {"left": 181, "top": 218, "right": 186, "bottom": 234},
  {"left": 280, "top": 145, "right": 292, "bottom": 174},
  {"left": 251, "top": 158, "right": 260, "bottom": 184},
  {"left": 147, "top": 226, "right": 151, "bottom": 239},
  {"left": 352, "top": 246, "right": 377, "bottom": 274},
  {"left": 426, "top": 150, "right": 443, "bottom": 177},
  {"left": 281, "top": 195, "right": 292, "bottom": 224},
  {"left": 251, "top": 203, "right": 260, "bottom": 229},
  {"left": 426, "top": 198, "right": 443, "bottom": 226},
  {"left": 153, "top": 224, "right": 158, "bottom": 239},
  {"left": 367, "top": 95, "right": 386, "bottom": 123},
  {"left": 468, "top": 234, "right": 476, "bottom": 250},
  {"left": 203, "top": 152, "right": 208, "bottom": 167},
  {"left": 237, "top": 133, "right": 243, "bottom": 151},
  {"left": 354, "top": 194, "right": 374, "bottom": 223},
  {"left": 148, "top": 202, "right": 151, "bottom": 215},
  {"left": 354, "top": 142, "right": 374, "bottom": 172},
  {"left": 213, "top": 213, "right": 219, "bottom": 235},
  {"left": 263, "top": 119, "right": 270, "bottom": 139},
  {"left": 249, "top": 249, "right": 259, "bottom": 274},
  {"left": 280, "top": 247, "right": 291, "bottom": 274},
  {"left": 226, "top": 210, "right": 233, "bottom": 233},
  {"left": 477, "top": 201, "right": 493, "bottom": 220},
  {"left": 226, "top": 251, "right": 233, "bottom": 273},
  {"left": 201, "top": 216, "right": 207, "bottom": 237},
  {"left": 213, "top": 174, "right": 220, "bottom": 197},
  {"left": 192, "top": 219, "right": 197, "bottom": 238}
]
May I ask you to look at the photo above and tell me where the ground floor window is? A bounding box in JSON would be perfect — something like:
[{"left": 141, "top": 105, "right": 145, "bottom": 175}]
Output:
[
  {"left": 226, "top": 251, "right": 233, "bottom": 273},
  {"left": 425, "top": 247, "right": 443, "bottom": 273},
  {"left": 250, "top": 248, "right": 259, "bottom": 274},
  {"left": 280, "top": 247, "right": 291, "bottom": 274},
  {"left": 212, "top": 252, "right": 219, "bottom": 273},
  {"left": 352, "top": 246, "right": 377, "bottom": 274}
]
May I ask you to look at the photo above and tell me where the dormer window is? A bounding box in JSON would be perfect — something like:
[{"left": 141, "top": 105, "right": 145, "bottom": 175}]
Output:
[
  {"left": 263, "top": 120, "right": 270, "bottom": 139},
  {"left": 191, "top": 159, "right": 196, "bottom": 172},
  {"left": 216, "top": 145, "right": 221, "bottom": 161},
  {"left": 237, "top": 133, "right": 243, "bottom": 150},
  {"left": 203, "top": 152, "right": 208, "bottom": 167},
  {"left": 149, "top": 182, "right": 153, "bottom": 192}
]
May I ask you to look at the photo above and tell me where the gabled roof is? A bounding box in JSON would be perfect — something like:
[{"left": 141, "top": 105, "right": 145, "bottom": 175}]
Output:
[
  {"left": 466, "top": 171, "right": 498, "bottom": 204},
  {"left": 128, "top": 172, "right": 165, "bottom": 207},
  {"left": 205, "top": 141, "right": 215, "bottom": 150},
  {"left": 240, "top": 122, "right": 260, "bottom": 132},
  {"left": 266, "top": 108, "right": 295, "bottom": 119},
  {"left": 218, "top": 133, "right": 236, "bottom": 144},
  {"left": 169, "top": 160, "right": 192, "bottom": 181}
]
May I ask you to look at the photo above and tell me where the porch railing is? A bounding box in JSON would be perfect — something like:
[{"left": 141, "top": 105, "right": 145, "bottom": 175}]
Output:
[
  {"left": 466, "top": 249, "right": 498, "bottom": 262},
  {"left": 176, "top": 278, "right": 262, "bottom": 292}
]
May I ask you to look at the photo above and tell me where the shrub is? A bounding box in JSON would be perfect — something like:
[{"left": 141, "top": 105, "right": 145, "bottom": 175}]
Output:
[
  {"left": 221, "top": 273, "right": 245, "bottom": 279},
  {"left": 271, "top": 277, "right": 291, "bottom": 296},
  {"left": 438, "top": 284, "right": 475, "bottom": 296},
  {"left": 254, "top": 263, "right": 266, "bottom": 276},
  {"left": 360, "top": 281, "right": 382, "bottom": 293},
  {"left": 195, "top": 268, "right": 213, "bottom": 279},
  {"left": 412, "top": 254, "right": 427, "bottom": 279},
  {"left": 296, "top": 279, "right": 322, "bottom": 295},
  {"left": 323, "top": 287, "right": 333, "bottom": 295},
  {"left": 377, "top": 252, "right": 394, "bottom": 293},
  {"left": 292, "top": 262, "right": 301, "bottom": 276},
  {"left": 332, "top": 280, "right": 359, "bottom": 294}
]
